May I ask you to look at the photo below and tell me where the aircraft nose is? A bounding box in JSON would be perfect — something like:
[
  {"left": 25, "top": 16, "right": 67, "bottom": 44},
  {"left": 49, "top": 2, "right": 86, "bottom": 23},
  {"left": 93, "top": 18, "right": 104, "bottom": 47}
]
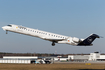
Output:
[{"left": 2, "top": 26, "right": 6, "bottom": 30}]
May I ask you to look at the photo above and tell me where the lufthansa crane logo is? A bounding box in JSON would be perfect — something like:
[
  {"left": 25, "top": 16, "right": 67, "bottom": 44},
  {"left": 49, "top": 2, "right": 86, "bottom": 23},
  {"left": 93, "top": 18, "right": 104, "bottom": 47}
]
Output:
[{"left": 88, "top": 37, "right": 92, "bottom": 42}]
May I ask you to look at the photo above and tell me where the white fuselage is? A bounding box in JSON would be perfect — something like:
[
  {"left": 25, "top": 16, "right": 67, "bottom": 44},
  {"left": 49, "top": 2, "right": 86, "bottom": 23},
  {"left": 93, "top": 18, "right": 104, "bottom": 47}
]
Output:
[{"left": 2, "top": 24, "right": 82, "bottom": 46}]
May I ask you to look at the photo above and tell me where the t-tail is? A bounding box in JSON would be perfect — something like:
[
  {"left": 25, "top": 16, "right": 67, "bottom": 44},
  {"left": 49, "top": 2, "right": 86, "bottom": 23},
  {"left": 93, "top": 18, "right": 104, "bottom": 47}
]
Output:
[{"left": 78, "top": 34, "right": 100, "bottom": 46}]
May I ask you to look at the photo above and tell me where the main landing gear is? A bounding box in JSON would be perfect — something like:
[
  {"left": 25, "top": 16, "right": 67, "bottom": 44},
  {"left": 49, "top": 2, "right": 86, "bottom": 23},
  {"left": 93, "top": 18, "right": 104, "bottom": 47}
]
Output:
[{"left": 52, "top": 42, "right": 55, "bottom": 46}]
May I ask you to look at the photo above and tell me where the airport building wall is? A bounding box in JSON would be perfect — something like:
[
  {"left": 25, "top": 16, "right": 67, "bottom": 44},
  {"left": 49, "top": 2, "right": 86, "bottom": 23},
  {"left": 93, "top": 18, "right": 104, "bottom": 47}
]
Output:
[
  {"left": 89, "top": 53, "right": 100, "bottom": 61},
  {"left": 59, "top": 58, "right": 68, "bottom": 61},
  {"left": 68, "top": 55, "right": 89, "bottom": 61},
  {"left": 100, "top": 55, "right": 105, "bottom": 59},
  {"left": 68, "top": 52, "right": 105, "bottom": 61},
  {"left": 0, "top": 56, "right": 38, "bottom": 64},
  {"left": 0, "top": 59, "right": 31, "bottom": 64},
  {"left": 3, "top": 56, "right": 38, "bottom": 59}
]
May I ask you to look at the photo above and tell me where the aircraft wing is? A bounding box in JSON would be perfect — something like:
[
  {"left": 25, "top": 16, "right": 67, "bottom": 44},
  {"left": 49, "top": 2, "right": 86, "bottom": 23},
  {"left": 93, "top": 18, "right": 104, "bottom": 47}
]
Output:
[{"left": 42, "top": 37, "right": 65, "bottom": 42}]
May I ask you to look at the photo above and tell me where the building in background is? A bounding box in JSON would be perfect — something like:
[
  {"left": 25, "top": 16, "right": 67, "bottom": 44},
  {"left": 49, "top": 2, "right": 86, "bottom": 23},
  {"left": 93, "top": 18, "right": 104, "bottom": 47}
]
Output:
[
  {"left": 0, "top": 56, "right": 38, "bottom": 64},
  {"left": 68, "top": 52, "right": 105, "bottom": 61},
  {"left": 0, "top": 52, "right": 105, "bottom": 64}
]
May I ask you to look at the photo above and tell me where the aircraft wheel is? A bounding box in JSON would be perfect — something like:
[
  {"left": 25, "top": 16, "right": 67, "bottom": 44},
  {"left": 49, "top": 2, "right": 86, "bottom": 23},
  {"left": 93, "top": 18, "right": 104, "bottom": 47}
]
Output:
[{"left": 52, "top": 42, "right": 55, "bottom": 46}]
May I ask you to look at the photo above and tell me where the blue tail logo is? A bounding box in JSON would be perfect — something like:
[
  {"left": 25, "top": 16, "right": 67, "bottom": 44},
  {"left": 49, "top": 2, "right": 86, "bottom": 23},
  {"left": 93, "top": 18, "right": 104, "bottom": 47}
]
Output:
[{"left": 78, "top": 34, "right": 100, "bottom": 46}]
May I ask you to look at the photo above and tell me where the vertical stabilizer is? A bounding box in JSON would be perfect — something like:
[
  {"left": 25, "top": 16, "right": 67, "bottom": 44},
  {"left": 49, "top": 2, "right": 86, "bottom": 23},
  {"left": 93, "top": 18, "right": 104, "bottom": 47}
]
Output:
[{"left": 78, "top": 34, "right": 100, "bottom": 46}]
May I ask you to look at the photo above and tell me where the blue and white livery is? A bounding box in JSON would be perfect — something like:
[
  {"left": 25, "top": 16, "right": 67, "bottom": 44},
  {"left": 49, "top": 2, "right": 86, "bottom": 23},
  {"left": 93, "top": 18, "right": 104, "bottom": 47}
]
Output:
[{"left": 2, "top": 24, "right": 100, "bottom": 46}]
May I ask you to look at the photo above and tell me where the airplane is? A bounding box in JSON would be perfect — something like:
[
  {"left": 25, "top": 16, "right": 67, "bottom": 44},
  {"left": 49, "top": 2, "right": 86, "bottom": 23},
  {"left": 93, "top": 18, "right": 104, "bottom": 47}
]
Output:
[{"left": 2, "top": 24, "right": 100, "bottom": 46}]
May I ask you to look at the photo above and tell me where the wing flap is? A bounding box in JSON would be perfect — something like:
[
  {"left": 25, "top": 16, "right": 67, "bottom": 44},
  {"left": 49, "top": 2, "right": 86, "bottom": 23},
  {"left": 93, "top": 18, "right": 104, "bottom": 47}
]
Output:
[{"left": 42, "top": 37, "right": 65, "bottom": 42}]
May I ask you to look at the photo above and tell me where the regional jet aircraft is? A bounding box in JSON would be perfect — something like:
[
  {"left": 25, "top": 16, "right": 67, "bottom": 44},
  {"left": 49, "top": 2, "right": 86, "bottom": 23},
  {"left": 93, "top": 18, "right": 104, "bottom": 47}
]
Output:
[{"left": 2, "top": 24, "right": 100, "bottom": 46}]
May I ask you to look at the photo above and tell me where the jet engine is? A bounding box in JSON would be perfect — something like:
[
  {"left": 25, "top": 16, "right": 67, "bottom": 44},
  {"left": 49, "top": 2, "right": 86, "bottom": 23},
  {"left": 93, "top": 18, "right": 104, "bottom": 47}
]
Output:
[{"left": 72, "top": 37, "right": 81, "bottom": 43}]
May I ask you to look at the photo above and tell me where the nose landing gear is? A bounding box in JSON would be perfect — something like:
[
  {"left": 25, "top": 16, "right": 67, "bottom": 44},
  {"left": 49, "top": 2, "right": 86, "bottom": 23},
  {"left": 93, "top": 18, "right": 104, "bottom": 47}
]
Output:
[{"left": 6, "top": 30, "right": 8, "bottom": 34}]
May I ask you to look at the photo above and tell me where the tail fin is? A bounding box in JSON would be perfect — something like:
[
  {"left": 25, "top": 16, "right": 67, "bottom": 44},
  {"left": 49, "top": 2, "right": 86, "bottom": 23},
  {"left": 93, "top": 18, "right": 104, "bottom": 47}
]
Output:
[{"left": 78, "top": 34, "right": 100, "bottom": 46}]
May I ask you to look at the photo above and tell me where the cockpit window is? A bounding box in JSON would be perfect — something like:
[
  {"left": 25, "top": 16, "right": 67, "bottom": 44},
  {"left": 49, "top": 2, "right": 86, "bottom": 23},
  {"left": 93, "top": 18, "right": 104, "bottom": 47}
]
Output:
[{"left": 7, "top": 25, "right": 12, "bottom": 27}]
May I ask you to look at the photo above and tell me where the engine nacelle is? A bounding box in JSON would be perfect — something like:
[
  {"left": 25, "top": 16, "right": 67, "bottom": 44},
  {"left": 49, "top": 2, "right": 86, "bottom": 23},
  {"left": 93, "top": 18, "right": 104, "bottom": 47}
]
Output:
[{"left": 72, "top": 37, "right": 81, "bottom": 43}]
